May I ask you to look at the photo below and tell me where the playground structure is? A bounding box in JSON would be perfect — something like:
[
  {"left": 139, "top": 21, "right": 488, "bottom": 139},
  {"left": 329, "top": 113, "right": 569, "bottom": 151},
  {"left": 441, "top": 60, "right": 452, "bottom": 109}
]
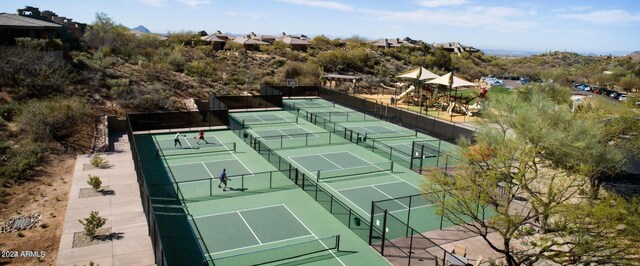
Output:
[{"left": 387, "top": 73, "right": 486, "bottom": 117}]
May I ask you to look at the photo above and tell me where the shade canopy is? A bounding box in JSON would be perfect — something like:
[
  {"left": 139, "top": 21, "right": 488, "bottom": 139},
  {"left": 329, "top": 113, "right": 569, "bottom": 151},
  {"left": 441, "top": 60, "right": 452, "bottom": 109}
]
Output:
[
  {"left": 426, "top": 72, "right": 477, "bottom": 88},
  {"left": 396, "top": 67, "right": 439, "bottom": 81}
]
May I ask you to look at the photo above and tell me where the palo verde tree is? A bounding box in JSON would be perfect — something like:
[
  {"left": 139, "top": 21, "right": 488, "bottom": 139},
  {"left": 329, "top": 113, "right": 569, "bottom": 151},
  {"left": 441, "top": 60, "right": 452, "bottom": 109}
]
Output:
[{"left": 423, "top": 85, "right": 640, "bottom": 265}]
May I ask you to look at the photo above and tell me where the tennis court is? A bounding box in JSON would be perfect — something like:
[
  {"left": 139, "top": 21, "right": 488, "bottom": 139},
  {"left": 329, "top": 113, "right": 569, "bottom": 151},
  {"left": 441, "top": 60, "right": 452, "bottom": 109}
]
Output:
[
  {"left": 258, "top": 121, "right": 452, "bottom": 234},
  {"left": 279, "top": 146, "right": 428, "bottom": 217},
  {"left": 230, "top": 110, "right": 299, "bottom": 127},
  {"left": 135, "top": 129, "right": 389, "bottom": 265},
  {"left": 284, "top": 98, "right": 338, "bottom": 108}
]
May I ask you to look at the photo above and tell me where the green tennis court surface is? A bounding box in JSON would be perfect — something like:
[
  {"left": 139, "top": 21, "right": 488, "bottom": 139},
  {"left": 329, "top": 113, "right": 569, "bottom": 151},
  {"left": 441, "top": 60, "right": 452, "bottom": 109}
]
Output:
[
  {"left": 273, "top": 143, "right": 447, "bottom": 233},
  {"left": 134, "top": 129, "right": 388, "bottom": 266},
  {"left": 230, "top": 110, "right": 299, "bottom": 127}
]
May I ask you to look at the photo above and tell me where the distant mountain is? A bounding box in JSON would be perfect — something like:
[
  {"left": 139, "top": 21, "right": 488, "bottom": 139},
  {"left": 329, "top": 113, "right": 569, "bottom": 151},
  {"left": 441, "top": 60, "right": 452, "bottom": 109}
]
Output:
[
  {"left": 132, "top": 25, "right": 151, "bottom": 33},
  {"left": 628, "top": 51, "right": 640, "bottom": 56},
  {"left": 482, "top": 49, "right": 539, "bottom": 57}
]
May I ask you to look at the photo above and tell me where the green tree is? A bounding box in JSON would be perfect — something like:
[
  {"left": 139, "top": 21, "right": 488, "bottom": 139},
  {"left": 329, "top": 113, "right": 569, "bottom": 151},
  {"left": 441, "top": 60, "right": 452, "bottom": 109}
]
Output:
[
  {"left": 567, "top": 97, "right": 640, "bottom": 199},
  {"left": 423, "top": 88, "right": 640, "bottom": 265},
  {"left": 431, "top": 48, "right": 452, "bottom": 70},
  {"left": 83, "top": 13, "right": 135, "bottom": 56}
]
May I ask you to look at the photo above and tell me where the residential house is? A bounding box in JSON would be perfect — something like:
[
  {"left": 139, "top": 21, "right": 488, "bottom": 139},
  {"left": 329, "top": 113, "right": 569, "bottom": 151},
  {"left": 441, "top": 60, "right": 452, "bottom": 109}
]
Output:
[
  {"left": 278, "top": 32, "right": 311, "bottom": 51},
  {"left": 249, "top": 32, "right": 276, "bottom": 44},
  {"left": 0, "top": 12, "right": 62, "bottom": 45},
  {"left": 434, "top": 42, "right": 480, "bottom": 55},
  {"left": 233, "top": 35, "right": 269, "bottom": 50},
  {"left": 371, "top": 37, "right": 422, "bottom": 49},
  {"left": 201, "top": 30, "right": 231, "bottom": 50},
  {"left": 15, "top": 6, "right": 87, "bottom": 50}
]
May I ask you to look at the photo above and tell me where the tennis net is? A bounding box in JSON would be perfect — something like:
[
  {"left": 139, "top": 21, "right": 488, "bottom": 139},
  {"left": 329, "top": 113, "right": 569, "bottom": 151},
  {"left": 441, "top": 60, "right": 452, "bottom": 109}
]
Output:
[
  {"left": 316, "top": 161, "right": 394, "bottom": 181},
  {"left": 156, "top": 142, "right": 237, "bottom": 159},
  {"left": 242, "top": 116, "right": 298, "bottom": 127},
  {"left": 292, "top": 102, "right": 336, "bottom": 109},
  {"left": 210, "top": 235, "right": 340, "bottom": 266},
  {"left": 366, "top": 129, "right": 417, "bottom": 140}
]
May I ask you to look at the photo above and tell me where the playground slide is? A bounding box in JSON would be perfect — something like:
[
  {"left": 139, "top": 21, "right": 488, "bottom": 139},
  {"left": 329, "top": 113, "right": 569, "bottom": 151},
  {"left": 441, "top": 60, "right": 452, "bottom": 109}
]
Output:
[{"left": 396, "top": 86, "right": 415, "bottom": 103}]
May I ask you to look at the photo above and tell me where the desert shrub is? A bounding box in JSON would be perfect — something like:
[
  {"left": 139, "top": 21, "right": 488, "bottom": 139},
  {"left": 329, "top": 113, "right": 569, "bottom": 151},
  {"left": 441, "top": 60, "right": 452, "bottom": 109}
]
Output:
[
  {"left": 90, "top": 154, "right": 108, "bottom": 168},
  {"left": 18, "top": 98, "right": 92, "bottom": 148},
  {"left": 79, "top": 211, "right": 106, "bottom": 238},
  {"left": 0, "top": 189, "right": 9, "bottom": 204},
  {"left": 105, "top": 78, "right": 129, "bottom": 88},
  {"left": 185, "top": 58, "right": 218, "bottom": 79},
  {"left": 260, "top": 41, "right": 288, "bottom": 54},
  {"left": 314, "top": 48, "right": 372, "bottom": 73},
  {"left": 116, "top": 83, "right": 181, "bottom": 111},
  {"left": 278, "top": 62, "right": 321, "bottom": 85},
  {"left": 0, "top": 102, "right": 19, "bottom": 121},
  {"left": 310, "top": 35, "right": 333, "bottom": 49},
  {"left": 15, "top": 37, "right": 48, "bottom": 50},
  {"left": 269, "top": 58, "right": 286, "bottom": 68},
  {"left": 618, "top": 74, "right": 640, "bottom": 93},
  {"left": 224, "top": 41, "right": 243, "bottom": 51},
  {"left": 87, "top": 175, "right": 102, "bottom": 191},
  {"left": 0, "top": 47, "right": 72, "bottom": 98},
  {"left": 166, "top": 31, "right": 198, "bottom": 46},
  {"left": 166, "top": 50, "right": 186, "bottom": 72},
  {"left": 0, "top": 141, "right": 46, "bottom": 182}
]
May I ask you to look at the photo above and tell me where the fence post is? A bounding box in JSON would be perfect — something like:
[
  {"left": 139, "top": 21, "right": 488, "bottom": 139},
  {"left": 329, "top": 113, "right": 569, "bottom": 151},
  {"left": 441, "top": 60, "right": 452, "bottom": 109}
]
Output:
[
  {"left": 330, "top": 194, "right": 334, "bottom": 212},
  {"left": 408, "top": 229, "right": 415, "bottom": 266},
  {"left": 381, "top": 210, "right": 388, "bottom": 256},
  {"left": 440, "top": 192, "right": 446, "bottom": 229},
  {"left": 368, "top": 202, "right": 375, "bottom": 245},
  {"left": 406, "top": 196, "right": 412, "bottom": 237}
]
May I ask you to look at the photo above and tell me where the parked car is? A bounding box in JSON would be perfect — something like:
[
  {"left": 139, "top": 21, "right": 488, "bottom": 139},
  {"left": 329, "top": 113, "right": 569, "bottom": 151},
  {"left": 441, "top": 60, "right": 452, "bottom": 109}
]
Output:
[
  {"left": 520, "top": 77, "right": 531, "bottom": 84},
  {"left": 618, "top": 94, "right": 627, "bottom": 101},
  {"left": 485, "top": 77, "right": 504, "bottom": 86}
]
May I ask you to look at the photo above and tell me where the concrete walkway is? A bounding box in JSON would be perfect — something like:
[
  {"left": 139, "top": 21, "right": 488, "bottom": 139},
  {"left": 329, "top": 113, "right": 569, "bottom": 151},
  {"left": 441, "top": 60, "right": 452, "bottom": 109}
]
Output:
[{"left": 57, "top": 135, "right": 155, "bottom": 266}]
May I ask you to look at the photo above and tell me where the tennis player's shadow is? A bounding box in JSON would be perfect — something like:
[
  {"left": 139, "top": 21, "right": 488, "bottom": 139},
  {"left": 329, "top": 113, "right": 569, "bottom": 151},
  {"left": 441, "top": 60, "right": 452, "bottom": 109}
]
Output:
[{"left": 225, "top": 187, "right": 248, "bottom": 192}]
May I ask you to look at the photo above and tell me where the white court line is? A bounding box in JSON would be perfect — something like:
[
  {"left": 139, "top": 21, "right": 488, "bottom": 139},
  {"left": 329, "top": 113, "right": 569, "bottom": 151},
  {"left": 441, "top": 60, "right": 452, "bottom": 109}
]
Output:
[
  {"left": 237, "top": 212, "right": 262, "bottom": 245},
  {"left": 318, "top": 154, "right": 343, "bottom": 169},
  {"left": 192, "top": 204, "right": 287, "bottom": 219},
  {"left": 212, "top": 135, "right": 253, "bottom": 176},
  {"left": 181, "top": 136, "right": 194, "bottom": 149},
  {"left": 321, "top": 182, "right": 370, "bottom": 216},
  {"left": 169, "top": 158, "right": 237, "bottom": 167},
  {"left": 288, "top": 150, "right": 355, "bottom": 160},
  {"left": 202, "top": 162, "right": 216, "bottom": 179},
  {"left": 371, "top": 186, "right": 409, "bottom": 209},
  {"left": 285, "top": 155, "right": 370, "bottom": 216},
  {"left": 210, "top": 234, "right": 314, "bottom": 256},
  {"left": 345, "top": 151, "right": 423, "bottom": 191},
  {"left": 336, "top": 181, "right": 405, "bottom": 192},
  {"left": 281, "top": 205, "right": 346, "bottom": 266},
  {"left": 389, "top": 204, "right": 435, "bottom": 214}
]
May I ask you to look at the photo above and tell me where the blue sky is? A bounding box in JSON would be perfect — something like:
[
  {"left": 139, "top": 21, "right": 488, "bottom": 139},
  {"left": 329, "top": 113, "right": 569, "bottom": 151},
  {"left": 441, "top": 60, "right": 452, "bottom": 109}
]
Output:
[{"left": 2, "top": 0, "right": 639, "bottom": 54}]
